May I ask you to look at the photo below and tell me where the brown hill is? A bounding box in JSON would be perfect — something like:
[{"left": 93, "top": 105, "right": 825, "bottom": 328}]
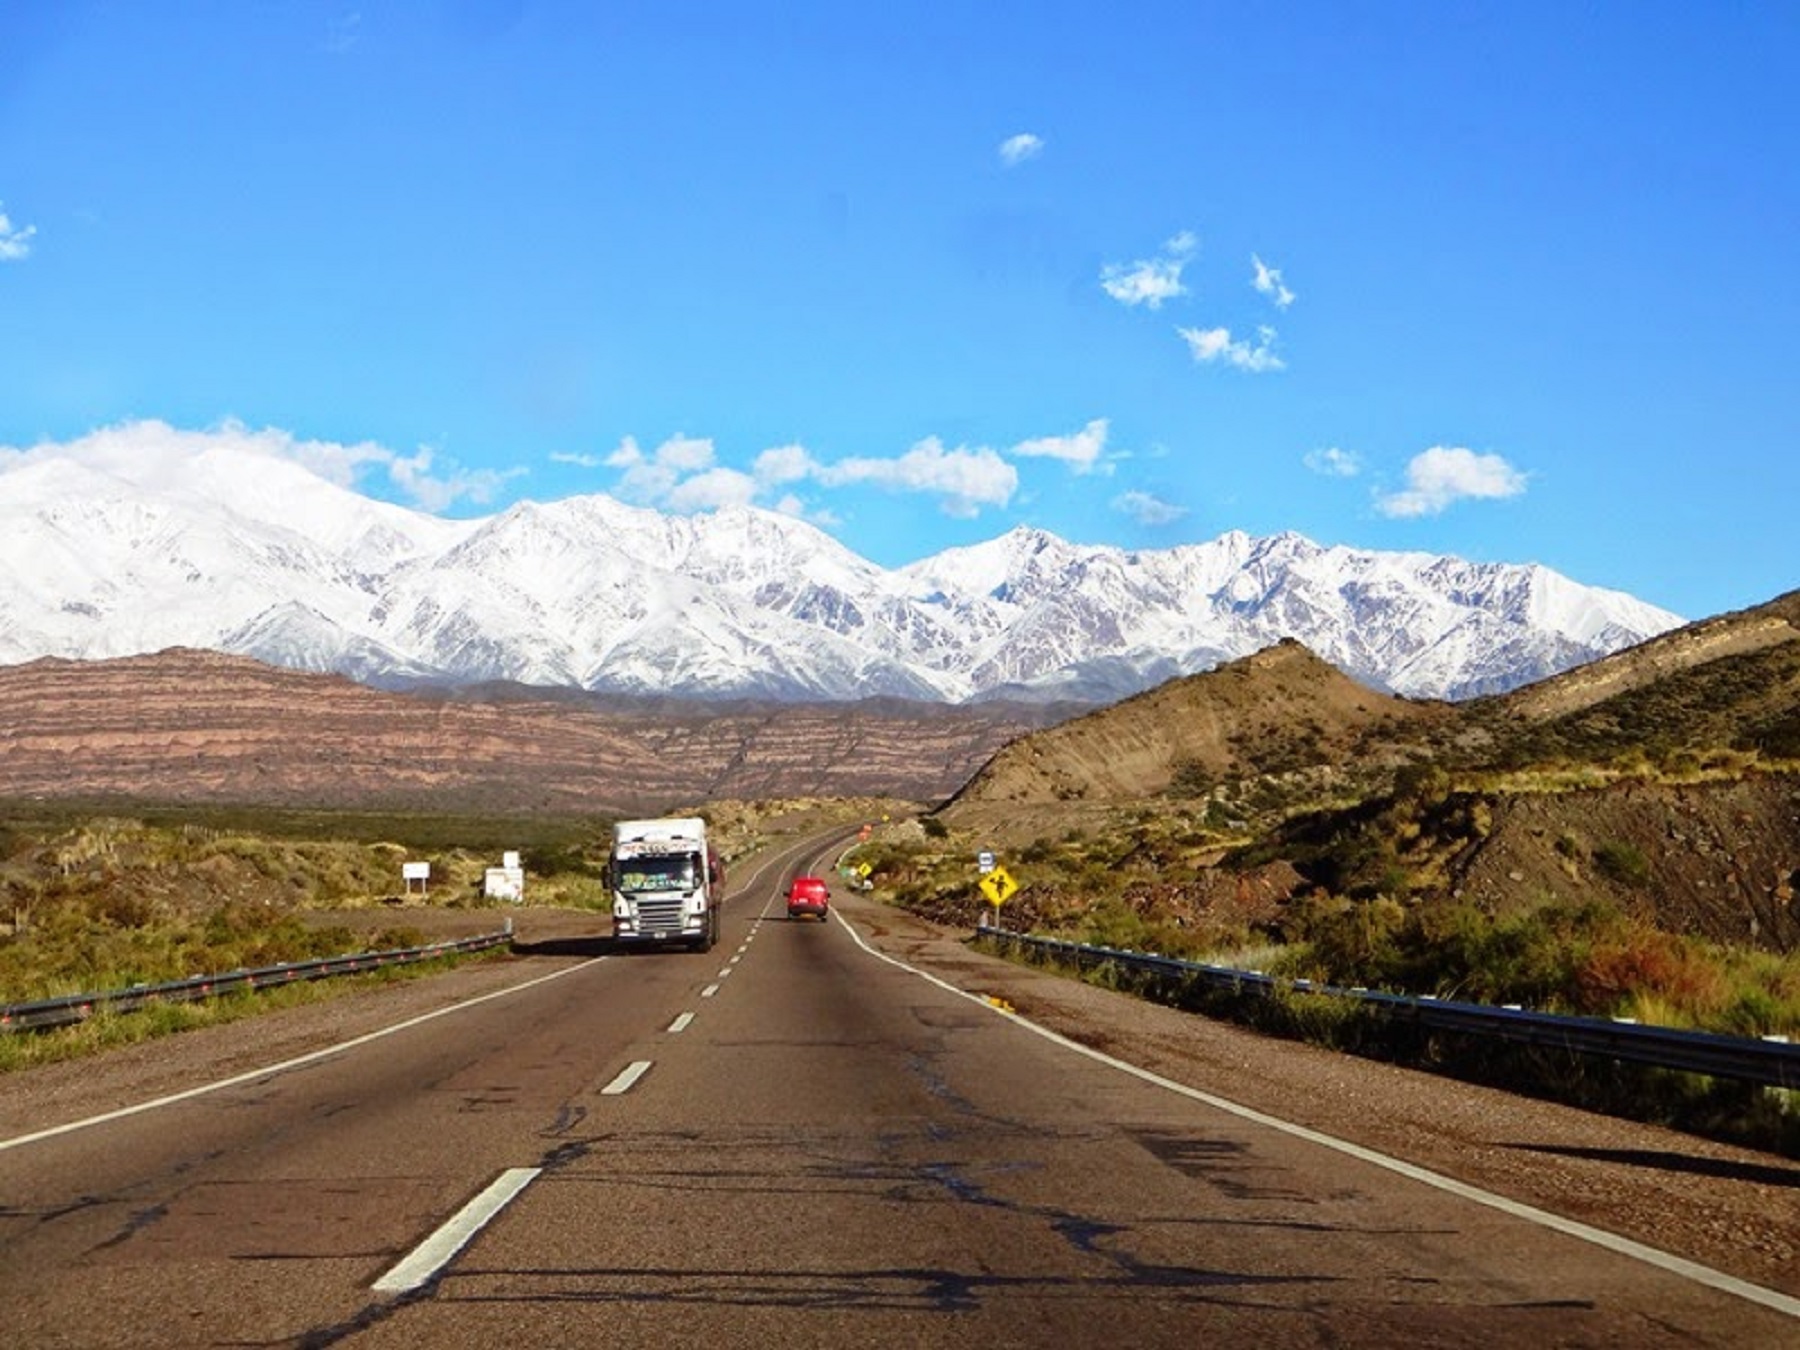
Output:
[
  {"left": 1475, "top": 589, "right": 1800, "bottom": 766},
  {"left": 946, "top": 638, "right": 1448, "bottom": 811},
  {"left": 0, "top": 649, "right": 1064, "bottom": 814},
  {"left": 932, "top": 594, "right": 1800, "bottom": 953},
  {"left": 1497, "top": 588, "right": 1800, "bottom": 725},
  {"left": 948, "top": 590, "right": 1800, "bottom": 821}
]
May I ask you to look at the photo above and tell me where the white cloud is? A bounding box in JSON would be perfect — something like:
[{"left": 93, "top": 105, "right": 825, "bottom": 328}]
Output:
[
  {"left": 550, "top": 450, "right": 605, "bottom": 469},
  {"left": 1251, "top": 254, "right": 1295, "bottom": 309},
  {"left": 0, "top": 203, "right": 37, "bottom": 261},
  {"left": 600, "top": 419, "right": 1126, "bottom": 519},
  {"left": 818, "top": 437, "right": 1017, "bottom": 518},
  {"left": 998, "top": 132, "right": 1044, "bottom": 167},
  {"left": 601, "top": 429, "right": 1025, "bottom": 518},
  {"left": 1112, "top": 490, "right": 1186, "bottom": 526},
  {"left": 667, "top": 466, "right": 758, "bottom": 512},
  {"left": 753, "top": 442, "right": 817, "bottom": 485},
  {"left": 1009, "top": 418, "right": 1109, "bottom": 475},
  {"left": 1304, "top": 446, "right": 1361, "bottom": 478},
  {"left": 383, "top": 445, "right": 520, "bottom": 513},
  {"left": 0, "top": 418, "right": 517, "bottom": 513},
  {"left": 1375, "top": 446, "right": 1528, "bottom": 518},
  {"left": 1100, "top": 232, "right": 1197, "bottom": 309},
  {"left": 606, "top": 433, "right": 717, "bottom": 504},
  {"left": 1177, "top": 324, "right": 1285, "bottom": 373}
]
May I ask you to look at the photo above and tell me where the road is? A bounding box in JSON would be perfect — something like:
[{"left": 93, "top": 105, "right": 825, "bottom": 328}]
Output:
[{"left": 2, "top": 828, "right": 1796, "bottom": 1347}]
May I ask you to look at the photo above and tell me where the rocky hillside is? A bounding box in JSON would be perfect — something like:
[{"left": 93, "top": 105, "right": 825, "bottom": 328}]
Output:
[
  {"left": 0, "top": 650, "right": 1063, "bottom": 814},
  {"left": 937, "top": 588, "right": 1800, "bottom": 954},
  {"left": 949, "top": 589, "right": 1800, "bottom": 816},
  {"left": 1444, "top": 776, "right": 1800, "bottom": 951}
]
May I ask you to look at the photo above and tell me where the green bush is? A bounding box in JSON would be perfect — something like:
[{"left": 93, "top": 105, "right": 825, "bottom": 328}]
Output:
[{"left": 1594, "top": 840, "right": 1651, "bottom": 887}]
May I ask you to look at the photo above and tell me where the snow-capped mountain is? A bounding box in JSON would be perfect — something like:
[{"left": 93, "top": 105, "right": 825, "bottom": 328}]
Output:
[{"left": 0, "top": 441, "right": 1684, "bottom": 702}]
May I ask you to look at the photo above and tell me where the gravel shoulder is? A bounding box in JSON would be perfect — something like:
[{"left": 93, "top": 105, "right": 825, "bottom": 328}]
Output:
[{"left": 838, "top": 891, "right": 1800, "bottom": 1303}]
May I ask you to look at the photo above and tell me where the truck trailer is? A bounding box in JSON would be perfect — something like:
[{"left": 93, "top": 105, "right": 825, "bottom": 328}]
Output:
[{"left": 606, "top": 817, "right": 723, "bottom": 951}]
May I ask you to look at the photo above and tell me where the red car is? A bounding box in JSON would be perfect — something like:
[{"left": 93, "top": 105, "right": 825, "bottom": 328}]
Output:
[{"left": 786, "top": 875, "right": 830, "bottom": 921}]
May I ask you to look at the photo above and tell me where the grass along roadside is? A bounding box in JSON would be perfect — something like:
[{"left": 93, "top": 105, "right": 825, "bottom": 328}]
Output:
[
  {"left": 981, "top": 934, "right": 1800, "bottom": 1158},
  {"left": 0, "top": 796, "right": 889, "bottom": 1069},
  {"left": 0, "top": 943, "right": 508, "bottom": 1073}
]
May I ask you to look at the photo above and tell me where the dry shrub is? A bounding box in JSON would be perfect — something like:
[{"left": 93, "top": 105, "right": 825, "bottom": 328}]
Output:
[{"left": 1573, "top": 928, "right": 1728, "bottom": 1018}]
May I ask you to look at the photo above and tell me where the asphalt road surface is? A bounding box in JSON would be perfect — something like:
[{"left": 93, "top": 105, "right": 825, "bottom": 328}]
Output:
[{"left": 2, "top": 830, "right": 1796, "bottom": 1348}]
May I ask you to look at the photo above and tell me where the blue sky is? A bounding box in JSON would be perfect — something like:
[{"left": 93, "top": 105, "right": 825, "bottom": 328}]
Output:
[{"left": 2, "top": 2, "right": 1796, "bottom": 620}]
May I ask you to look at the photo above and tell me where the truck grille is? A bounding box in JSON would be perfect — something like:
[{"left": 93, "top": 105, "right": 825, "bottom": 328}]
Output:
[{"left": 635, "top": 896, "right": 686, "bottom": 935}]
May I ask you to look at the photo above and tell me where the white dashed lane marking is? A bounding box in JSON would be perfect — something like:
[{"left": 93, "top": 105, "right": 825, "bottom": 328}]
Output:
[
  {"left": 600, "top": 1061, "right": 652, "bottom": 1096},
  {"left": 373, "top": 1167, "right": 540, "bottom": 1294}
]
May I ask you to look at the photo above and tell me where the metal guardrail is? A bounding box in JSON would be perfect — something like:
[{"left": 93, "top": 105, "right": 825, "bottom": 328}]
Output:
[
  {"left": 978, "top": 928, "right": 1800, "bottom": 1091},
  {"left": 0, "top": 921, "right": 515, "bottom": 1033}
]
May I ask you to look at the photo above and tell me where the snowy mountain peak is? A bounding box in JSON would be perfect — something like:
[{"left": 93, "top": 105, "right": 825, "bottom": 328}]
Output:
[{"left": 0, "top": 441, "right": 1686, "bottom": 702}]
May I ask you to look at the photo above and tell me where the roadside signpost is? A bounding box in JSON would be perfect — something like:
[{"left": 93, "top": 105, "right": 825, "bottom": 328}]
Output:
[{"left": 979, "top": 865, "right": 1018, "bottom": 908}]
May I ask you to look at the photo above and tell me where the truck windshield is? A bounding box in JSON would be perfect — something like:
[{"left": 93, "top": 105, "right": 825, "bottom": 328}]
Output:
[{"left": 616, "top": 854, "right": 699, "bottom": 893}]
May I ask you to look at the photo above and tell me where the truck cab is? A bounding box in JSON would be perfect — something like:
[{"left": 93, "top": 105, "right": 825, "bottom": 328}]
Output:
[{"left": 607, "top": 817, "right": 722, "bottom": 952}]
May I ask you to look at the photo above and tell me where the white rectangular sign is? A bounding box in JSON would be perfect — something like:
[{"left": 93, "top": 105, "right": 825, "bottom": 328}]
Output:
[
  {"left": 402, "top": 862, "right": 431, "bottom": 881},
  {"left": 484, "top": 867, "right": 524, "bottom": 902}
]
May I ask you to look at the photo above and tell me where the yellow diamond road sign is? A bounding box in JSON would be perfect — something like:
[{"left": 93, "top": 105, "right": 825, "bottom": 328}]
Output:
[{"left": 979, "top": 866, "right": 1018, "bottom": 907}]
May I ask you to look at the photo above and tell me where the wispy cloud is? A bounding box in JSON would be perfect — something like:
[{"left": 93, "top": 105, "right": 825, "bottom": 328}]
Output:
[
  {"left": 817, "top": 437, "right": 1017, "bottom": 518},
  {"left": 0, "top": 203, "right": 37, "bottom": 261},
  {"left": 325, "top": 11, "right": 363, "bottom": 54},
  {"left": 605, "top": 433, "right": 719, "bottom": 504},
  {"left": 1009, "top": 418, "right": 1109, "bottom": 475},
  {"left": 998, "top": 132, "right": 1044, "bottom": 167},
  {"left": 752, "top": 442, "right": 817, "bottom": 485},
  {"left": 1304, "top": 446, "right": 1361, "bottom": 478},
  {"left": 1112, "top": 490, "right": 1186, "bottom": 526},
  {"left": 1100, "top": 231, "right": 1197, "bottom": 310},
  {"left": 550, "top": 450, "right": 605, "bottom": 469},
  {"left": 602, "top": 436, "right": 840, "bottom": 517},
  {"left": 1375, "top": 446, "right": 1528, "bottom": 517},
  {"left": 1251, "top": 254, "right": 1295, "bottom": 309},
  {"left": 668, "top": 466, "right": 758, "bottom": 512},
  {"left": 599, "top": 420, "right": 1130, "bottom": 519},
  {"left": 384, "top": 445, "right": 521, "bottom": 513},
  {"left": 1177, "top": 324, "right": 1285, "bottom": 373}
]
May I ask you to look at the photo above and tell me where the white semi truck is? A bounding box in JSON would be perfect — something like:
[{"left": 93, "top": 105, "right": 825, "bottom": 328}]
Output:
[{"left": 606, "top": 817, "right": 724, "bottom": 952}]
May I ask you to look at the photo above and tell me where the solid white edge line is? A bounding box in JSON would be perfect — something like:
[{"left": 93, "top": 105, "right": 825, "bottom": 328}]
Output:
[
  {"left": 832, "top": 911, "right": 1800, "bottom": 1322},
  {"left": 0, "top": 958, "right": 609, "bottom": 1154},
  {"left": 373, "top": 1166, "right": 540, "bottom": 1294},
  {"left": 601, "top": 1060, "right": 652, "bottom": 1095},
  {"left": 667, "top": 1012, "right": 695, "bottom": 1034}
]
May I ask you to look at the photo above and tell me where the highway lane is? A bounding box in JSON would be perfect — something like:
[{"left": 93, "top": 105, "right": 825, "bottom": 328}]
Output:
[
  {"left": 340, "top": 886, "right": 1795, "bottom": 1349},
  {"left": 2, "top": 826, "right": 1796, "bottom": 1347},
  {"left": 0, "top": 829, "right": 837, "bottom": 1348}
]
